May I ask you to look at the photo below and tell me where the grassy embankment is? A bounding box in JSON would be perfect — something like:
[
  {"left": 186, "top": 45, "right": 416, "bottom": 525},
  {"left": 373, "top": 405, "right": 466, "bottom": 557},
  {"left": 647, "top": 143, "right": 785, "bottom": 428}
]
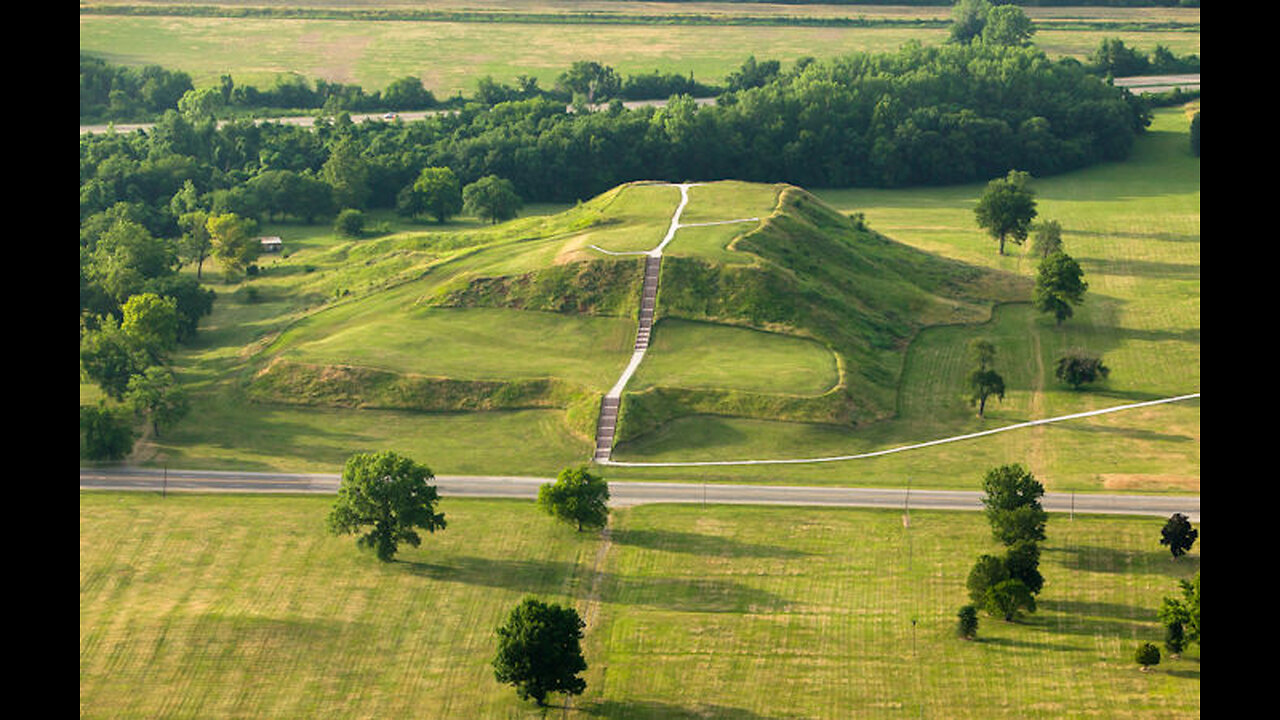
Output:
[
  {"left": 80, "top": 492, "right": 1201, "bottom": 718},
  {"left": 79, "top": 2, "right": 1199, "bottom": 97},
  {"left": 606, "top": 106, "right": 1199, "bottom": 494}
]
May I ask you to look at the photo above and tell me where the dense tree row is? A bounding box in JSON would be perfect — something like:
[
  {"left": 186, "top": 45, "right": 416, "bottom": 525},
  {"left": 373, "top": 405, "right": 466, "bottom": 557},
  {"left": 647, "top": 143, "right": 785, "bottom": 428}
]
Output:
[{"left": 81, "top": 40, "right": 1149, "bottom": 221}]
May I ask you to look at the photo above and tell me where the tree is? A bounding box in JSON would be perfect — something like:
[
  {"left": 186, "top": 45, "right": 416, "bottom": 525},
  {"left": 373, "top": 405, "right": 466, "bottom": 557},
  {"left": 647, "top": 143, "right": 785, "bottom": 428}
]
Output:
[
  {"left": 80, "top": 317, "right": 148, "bottom": 400},
  {"left": 126, "top": 366, "right": 189, "bottom": 437},
  {"left": 1054, "top": 349, "right": 1110, "bottom": 389},
  {"left": 538, "top": 466, "right": 610, "bottom": 532},
  {"left": 80, "top": 402, "right": 136, "bottom": 460},
  {"left": 321, "top": 137, "right": 371, "bottom": 210},
  {"left": 980, "top": 464, "right": 1047, "bottom": 545},
  {"left": 984, "top": 578, "right": 1036, "bottom": 621},
  {"left": 966, "top": 554, "right": 1009, "bottom": 604},
  {"left": 948, "top": 0, "right": 992, "bottom": 45},
  {"left": 207, "top": 212, "right": 261, "bottom": 279},
  {"left": 1159, "top": 513, "right": 1198, "bottom": 559},
  {"left": 1030, "top": 219, "right": 1063, "bottom": 259},
  {"left": 177, "top": 210, "right": 213, "bottom": 279},
  {"left": 974, "top": 170, "right": 1037, "bottom": 255},
  {"left": 1033, "top": 251, "right": 1088, "bottom": 325},
  {"left": 1163, "top": 619, "right": 1185, "bottom": 657},
  {"left": 556, "top": 61, "right": 622, "bottom": 104},
  {"left": 121, "top": 292, "right": 179, "bottom": 362},
  {"left": 1158, "top": 572, "right": 1199, "bottom": 649},
  {"left": 1003, "top": 540, "right": 1044, "bottom": 596},
  {"left": 967, "top": 339, "right": 1005, "bottom": 418},
  {"left": 492, "top": 597, "right": 587, "bottom": 707},
  {"left": 334, "top": 208, "right": 366, "bottom": 237},
  {"left": 382, "top": 76, "right": 435, "bottom": 111},
  {"left": 327, "top": 451, "right": 446, "bottom": 562},
  {"left": 1134, "top": 642, "right": 1161, "bottom": 671},
  {"left": 980, "top": 4, "right": 1036, "bottom": 47},
  {"left": 463, "top": 175, "right": 523, "bottom": 225},
  {"left": 401, "top": 166, "right": 462, "bottom": 223},
  {"left": 957, "top": 604, "right": 979, "bottom": 640}
]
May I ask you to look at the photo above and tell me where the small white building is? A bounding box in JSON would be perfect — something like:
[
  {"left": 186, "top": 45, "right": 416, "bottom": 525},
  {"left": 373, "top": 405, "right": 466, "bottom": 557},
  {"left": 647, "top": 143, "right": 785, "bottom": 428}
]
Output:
[{"left": 259, "top": 236, "right": 283, "bottom": 253}]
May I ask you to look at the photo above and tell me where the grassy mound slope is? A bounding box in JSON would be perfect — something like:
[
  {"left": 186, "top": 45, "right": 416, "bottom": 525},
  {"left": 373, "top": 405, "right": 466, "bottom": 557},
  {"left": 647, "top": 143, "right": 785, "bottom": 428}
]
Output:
[
  {"left": 247, "top": 181, "right": 1023, "bottom": 449},
  {"left": 616, "top": 184, "right": 1026, "bottom": 443}
]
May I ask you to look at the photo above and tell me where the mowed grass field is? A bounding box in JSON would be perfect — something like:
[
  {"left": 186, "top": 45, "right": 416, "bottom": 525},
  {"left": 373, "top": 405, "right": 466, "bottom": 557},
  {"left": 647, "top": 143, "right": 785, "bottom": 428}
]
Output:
[
  {"left": 79, "top": 3, "right": 1200, "bottom": 97},
  {"left": 80, "top": 492, "right": 1201, "bottom": 718}
]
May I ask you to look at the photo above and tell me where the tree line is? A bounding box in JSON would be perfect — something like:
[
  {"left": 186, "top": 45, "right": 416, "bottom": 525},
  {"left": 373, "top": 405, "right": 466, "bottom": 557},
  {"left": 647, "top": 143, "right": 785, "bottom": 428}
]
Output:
[{"left": 81, "top": 41, "right": 1149, "bottom": 215}]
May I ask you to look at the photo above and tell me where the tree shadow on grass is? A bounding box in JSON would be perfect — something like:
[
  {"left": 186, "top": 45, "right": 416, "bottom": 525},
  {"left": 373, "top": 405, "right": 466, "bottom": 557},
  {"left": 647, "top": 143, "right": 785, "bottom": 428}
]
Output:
[
  {"left": 1047, "top": 545, "right": 1200, "bottom": 577},
  {"left": 404, "top": 555, "right": 580, "bottom": 597},
  {"left": 581, "top": 699, "right": 771, "bottom": 719},
  {"left": 976, "top": 633, "right": 1081, "bottom": 654},
  {"left": 611, "top": 528, "right": 810, "bottom": 559},
  {"left": 1037, "top": 599, "right": 1154, "bottom": 639},
  {"left": 405, "top": 555, "right": 790, "bottom": 613}
]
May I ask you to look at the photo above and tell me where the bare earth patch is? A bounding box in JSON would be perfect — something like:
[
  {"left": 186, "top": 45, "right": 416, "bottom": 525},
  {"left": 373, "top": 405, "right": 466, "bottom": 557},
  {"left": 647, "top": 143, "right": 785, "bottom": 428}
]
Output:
[{"left": 1101, "top": 474, "right": 1199, "bottom": 492}]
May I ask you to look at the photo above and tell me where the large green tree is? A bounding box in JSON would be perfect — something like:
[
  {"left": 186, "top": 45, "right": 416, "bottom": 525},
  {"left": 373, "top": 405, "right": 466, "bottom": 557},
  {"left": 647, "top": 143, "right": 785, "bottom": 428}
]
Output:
[
  {"left": 126, "top": 366, "right": 189, "bottom": 437},
  {"left": 980, "top": 464, "right": 1047, "bottom": 546},
  {"left": 327, "top": 452, "right": 447, "bottom": 562},
  {"left": 120, "top": 292, "right": 179, "bottom": 362},
  {"left": 401, "top": 166, "right": 463, "bottom": 224},
  {"left": 492, "top": 597, "right": 588, "bottom": 707},
  {"left": 538, "top": 466, "right": 610, "bottom": 532},
  {"left": 556, "top": 61, "right": 621, "bottom": 104},
  {"left": 79, "top": 317, "right": 148, "bottom": 400},
  {"left": 207, "top": 212, "right": 261, "bottom": 278},
  {"left": 463, "top": 175, "right": 523, "bottom": 224},
  {"left": 1033, "top": 250, "right": 1088, "bottom": 325},
  {"left": 981, "top": 4, "right": 1036, "bottom": 47},
  {"left": 974, "top": 170, "right": 1037, "bottom": 255}
]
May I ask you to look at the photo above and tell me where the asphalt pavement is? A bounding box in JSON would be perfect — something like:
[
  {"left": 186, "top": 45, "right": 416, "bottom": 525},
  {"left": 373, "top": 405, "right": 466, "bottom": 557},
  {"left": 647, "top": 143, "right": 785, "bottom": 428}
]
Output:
[{"left": 79, "top": 468, "right": 1200, "bottom": 522}]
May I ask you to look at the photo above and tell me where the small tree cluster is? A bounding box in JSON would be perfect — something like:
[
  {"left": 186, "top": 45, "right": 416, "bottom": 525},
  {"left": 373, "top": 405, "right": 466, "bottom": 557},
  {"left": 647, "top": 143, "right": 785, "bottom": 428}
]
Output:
[{"left": 963, "top": 464, "right": 1049, "bottom": 624}]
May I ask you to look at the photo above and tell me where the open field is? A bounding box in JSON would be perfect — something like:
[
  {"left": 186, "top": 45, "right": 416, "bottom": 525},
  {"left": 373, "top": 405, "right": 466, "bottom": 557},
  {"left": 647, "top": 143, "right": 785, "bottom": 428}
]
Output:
[
  {"left": 79, "top": 3, "right": 1200, "bottom": 96},
  {"left": 80, "top": 492, "right": 1201, "bottom": 718}
]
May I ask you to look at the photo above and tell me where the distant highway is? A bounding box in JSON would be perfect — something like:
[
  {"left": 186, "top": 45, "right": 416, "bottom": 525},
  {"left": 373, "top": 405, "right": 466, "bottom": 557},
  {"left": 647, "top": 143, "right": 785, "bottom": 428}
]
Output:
[{"left": 79, "top": 468, "right": 1200, "bottom": 522}]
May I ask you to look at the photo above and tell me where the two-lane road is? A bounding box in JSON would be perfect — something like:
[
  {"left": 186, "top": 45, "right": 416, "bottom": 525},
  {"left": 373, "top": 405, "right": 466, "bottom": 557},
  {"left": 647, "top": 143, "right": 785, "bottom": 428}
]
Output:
[{"left": 79, "top": 468, "right": 1200, "bottom": 522}]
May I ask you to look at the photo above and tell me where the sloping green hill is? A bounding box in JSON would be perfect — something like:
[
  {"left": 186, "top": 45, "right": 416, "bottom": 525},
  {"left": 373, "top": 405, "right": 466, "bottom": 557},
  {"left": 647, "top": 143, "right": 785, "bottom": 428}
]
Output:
[{"left": 247, "top": 180, "right": 1024, "bottom": 451}]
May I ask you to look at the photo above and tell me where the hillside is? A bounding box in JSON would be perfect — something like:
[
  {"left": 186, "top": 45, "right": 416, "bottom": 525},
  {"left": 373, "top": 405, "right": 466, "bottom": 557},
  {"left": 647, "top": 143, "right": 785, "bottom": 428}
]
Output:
[{"left": 246, "top": 180, "right": 1026, "bottom": 453}]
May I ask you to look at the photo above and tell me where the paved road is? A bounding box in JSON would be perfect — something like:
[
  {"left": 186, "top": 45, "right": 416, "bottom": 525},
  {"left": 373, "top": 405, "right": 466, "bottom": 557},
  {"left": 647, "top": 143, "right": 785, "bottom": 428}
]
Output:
[{"left": 79, "top": 468, "right": 1199, "bottom": 522}]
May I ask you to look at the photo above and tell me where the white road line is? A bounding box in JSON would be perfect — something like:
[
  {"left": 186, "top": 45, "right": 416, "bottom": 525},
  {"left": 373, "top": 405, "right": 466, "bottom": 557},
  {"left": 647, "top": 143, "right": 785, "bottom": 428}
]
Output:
[{"left": 601, "top": 393, "right": 1200, "bottom": 467}]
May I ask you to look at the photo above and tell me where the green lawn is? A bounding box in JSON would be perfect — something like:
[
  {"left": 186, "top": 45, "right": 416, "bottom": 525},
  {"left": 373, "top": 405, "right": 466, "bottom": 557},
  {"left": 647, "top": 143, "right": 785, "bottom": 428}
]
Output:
[
  {"left": 631, "top": 318, "right": 838, "bottom": 396},
  {"left": 283, "top": 306, "right": 636, "bottom": 390},
  {"left": 80, "top": 492, "right": 1201, "bottom": 719}
]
